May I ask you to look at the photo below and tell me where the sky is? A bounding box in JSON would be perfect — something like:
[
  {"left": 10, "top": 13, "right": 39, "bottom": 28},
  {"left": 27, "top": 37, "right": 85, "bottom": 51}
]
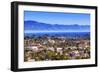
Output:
[{"left": 24, "top": 11, "right": 90, "bottom": 25}]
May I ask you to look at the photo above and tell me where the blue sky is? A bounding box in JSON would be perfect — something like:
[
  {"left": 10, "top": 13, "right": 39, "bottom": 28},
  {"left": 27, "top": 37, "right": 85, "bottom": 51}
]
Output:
[{"left": 24, "top": 11, "right": 90, "bottom": 25}]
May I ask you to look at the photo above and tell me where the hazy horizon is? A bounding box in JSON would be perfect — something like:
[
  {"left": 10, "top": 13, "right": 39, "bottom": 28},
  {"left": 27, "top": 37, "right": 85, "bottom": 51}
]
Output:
[{"left": 24, "top": 30, "right": 90, "bottom": 33}]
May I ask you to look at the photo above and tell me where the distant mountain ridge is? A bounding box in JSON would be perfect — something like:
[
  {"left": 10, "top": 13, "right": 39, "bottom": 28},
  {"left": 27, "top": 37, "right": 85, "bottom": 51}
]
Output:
[{"left": 24, "top": 21, "right": 90, "bottom": 32}]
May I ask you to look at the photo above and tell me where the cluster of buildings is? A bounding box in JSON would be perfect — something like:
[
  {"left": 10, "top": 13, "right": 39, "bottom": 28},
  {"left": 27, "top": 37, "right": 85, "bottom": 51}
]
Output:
[{"left": 24, "top": 36, "right": 90, "bottom": 62}]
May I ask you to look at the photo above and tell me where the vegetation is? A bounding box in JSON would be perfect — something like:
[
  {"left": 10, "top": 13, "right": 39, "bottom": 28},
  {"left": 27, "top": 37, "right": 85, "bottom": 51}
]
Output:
[{"left": 24, "top": 35, "right": 90, "bottom": 62}]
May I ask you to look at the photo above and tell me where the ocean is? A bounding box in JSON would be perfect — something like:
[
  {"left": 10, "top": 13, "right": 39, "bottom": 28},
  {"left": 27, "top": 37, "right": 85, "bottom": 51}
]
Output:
[{"left": 24, "top": 32, "right": 90, "bottom": 39}]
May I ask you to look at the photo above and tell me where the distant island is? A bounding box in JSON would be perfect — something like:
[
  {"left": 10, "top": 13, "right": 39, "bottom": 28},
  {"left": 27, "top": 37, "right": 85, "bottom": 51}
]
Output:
[{"left": 24, "top": 20, "right": 90, "bottom": 32}]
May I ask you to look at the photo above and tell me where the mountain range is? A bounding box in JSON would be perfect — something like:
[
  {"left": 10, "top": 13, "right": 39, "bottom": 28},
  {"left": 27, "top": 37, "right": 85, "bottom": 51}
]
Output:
[{"left": 24, "top": 21, "right": 90, "bottom": 32}]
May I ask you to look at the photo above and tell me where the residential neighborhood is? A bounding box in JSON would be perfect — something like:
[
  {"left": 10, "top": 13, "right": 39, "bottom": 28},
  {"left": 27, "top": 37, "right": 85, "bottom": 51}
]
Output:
[{"left": 24, "top": 35, "right": 90, "bottom": 62}]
